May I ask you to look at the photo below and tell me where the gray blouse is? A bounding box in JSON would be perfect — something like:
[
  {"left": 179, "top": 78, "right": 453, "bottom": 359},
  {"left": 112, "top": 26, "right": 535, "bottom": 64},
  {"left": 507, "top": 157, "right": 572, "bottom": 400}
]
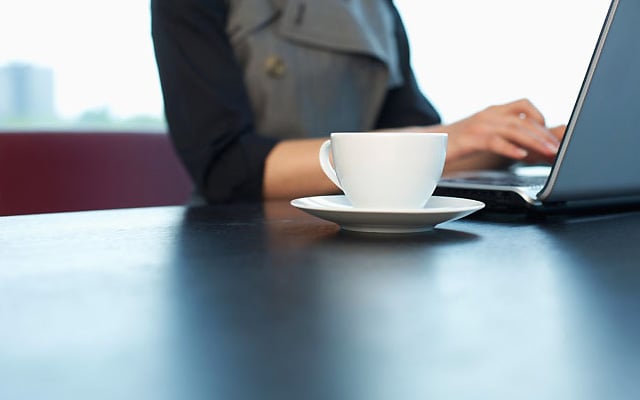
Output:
[{"left": 226, "top": 0, "right": 403, "bottom": 139}]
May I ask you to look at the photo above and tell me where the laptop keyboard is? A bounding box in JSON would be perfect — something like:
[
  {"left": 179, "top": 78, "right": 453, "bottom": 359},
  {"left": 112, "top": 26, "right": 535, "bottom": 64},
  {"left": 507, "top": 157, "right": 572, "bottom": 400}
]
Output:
[
  {"left": 451, "top": 174, "right": 547, "bottom": 187},
  {"left": 440, "top": 171, "right": 548, "bottom": 189}
]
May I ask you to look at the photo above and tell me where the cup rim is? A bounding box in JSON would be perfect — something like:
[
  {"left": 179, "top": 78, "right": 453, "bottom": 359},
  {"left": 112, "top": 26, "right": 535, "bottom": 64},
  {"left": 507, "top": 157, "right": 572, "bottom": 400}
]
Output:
[{"left": 330, "top": 131, "right": 447, "bottom": 138}]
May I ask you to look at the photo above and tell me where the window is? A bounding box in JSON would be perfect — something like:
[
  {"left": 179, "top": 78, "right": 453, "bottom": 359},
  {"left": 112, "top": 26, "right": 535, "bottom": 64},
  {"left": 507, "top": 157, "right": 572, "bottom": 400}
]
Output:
[
  {"left": 0, "top": 0, "right": 611, "bottom": 132},
  {"left": 0, "top": 0, "right": 165, "bottom": 131}
]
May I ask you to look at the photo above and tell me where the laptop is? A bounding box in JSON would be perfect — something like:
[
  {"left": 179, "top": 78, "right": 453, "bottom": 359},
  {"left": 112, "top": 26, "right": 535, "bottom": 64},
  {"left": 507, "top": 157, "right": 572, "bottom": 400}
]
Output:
[{"left": 435, "top": 0, "right": 640, "bottom": 213}]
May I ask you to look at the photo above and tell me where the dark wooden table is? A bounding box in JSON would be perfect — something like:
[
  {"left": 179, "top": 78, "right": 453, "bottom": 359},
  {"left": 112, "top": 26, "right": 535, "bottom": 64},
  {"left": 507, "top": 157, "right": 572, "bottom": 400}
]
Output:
[{"left": 1, "top": 202, "right": 639, "bottom": 400}]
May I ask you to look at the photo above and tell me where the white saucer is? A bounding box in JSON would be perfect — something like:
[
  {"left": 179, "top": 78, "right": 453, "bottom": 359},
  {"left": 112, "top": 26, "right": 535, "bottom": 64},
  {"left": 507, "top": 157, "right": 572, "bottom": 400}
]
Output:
[{"left": 290, "top": 195, "right": 485, "bottom": 233}]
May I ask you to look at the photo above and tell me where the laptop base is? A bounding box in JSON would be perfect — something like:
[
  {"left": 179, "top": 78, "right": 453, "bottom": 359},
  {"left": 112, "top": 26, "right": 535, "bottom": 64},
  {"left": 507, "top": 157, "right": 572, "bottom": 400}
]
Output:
[{"left": 434, "top": 185, "right": 640, "bottom": 215}]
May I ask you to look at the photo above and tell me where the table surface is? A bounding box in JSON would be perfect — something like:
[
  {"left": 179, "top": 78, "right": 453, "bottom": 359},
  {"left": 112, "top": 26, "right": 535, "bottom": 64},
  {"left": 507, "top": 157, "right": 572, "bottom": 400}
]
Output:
[{"left": 1, "top": 202, "right": 639, "bottom": 400}]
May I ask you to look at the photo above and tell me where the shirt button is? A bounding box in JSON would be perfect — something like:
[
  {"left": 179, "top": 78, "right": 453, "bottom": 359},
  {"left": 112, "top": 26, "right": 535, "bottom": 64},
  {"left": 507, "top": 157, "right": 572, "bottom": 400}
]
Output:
[{"left": 264, "top": 55, "right": 286, "bottom": 78}]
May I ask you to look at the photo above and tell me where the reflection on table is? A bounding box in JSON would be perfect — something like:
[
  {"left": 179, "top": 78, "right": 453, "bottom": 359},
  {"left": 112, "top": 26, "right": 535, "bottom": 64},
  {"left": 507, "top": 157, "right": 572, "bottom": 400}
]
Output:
[{"left": 1, "top": 202, "right": 639, "bottom": 400}]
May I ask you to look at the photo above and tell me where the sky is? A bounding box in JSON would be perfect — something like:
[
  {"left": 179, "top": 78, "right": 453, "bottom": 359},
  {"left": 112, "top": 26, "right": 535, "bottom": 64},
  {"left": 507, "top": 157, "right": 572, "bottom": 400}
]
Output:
[
  {"left": 0, "top": 0, "right": 612, "bottom": 124},
  {"left": 0, "top": 0, "right": 163, "bottom": 119}
]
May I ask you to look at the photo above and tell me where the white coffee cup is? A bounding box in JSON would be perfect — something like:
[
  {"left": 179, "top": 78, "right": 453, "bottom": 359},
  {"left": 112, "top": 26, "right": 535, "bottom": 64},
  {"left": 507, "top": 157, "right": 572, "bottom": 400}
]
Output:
[{"left": 319, "top": 132, "right": 447, "bottom": 210}]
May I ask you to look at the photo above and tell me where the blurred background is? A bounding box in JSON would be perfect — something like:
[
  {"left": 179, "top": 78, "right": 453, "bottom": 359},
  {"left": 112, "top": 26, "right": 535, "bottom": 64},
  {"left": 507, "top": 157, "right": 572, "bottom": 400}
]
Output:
[{"left": 0, "top": 0, "right": 611, "bottom": 132}]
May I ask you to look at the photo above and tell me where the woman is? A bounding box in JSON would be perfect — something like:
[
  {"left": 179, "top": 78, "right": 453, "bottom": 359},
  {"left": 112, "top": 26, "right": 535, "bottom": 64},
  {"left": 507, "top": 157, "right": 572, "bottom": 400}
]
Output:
[{"left": 151, "top": 0, "right": 564, "bottom": 203}]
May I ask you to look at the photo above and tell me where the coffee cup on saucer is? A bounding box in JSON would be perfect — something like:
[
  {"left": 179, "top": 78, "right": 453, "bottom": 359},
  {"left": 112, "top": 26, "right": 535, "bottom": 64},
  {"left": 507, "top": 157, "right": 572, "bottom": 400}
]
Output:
[{"left": 319, "top": 131, "right": 447, "bottom": 210}]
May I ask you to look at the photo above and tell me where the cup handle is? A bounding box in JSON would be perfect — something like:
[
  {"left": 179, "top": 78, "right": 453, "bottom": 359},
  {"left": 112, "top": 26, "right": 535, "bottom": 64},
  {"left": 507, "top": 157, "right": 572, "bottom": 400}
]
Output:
[{"left": 319, "top": 140, "right": 342, "bottom": 190}]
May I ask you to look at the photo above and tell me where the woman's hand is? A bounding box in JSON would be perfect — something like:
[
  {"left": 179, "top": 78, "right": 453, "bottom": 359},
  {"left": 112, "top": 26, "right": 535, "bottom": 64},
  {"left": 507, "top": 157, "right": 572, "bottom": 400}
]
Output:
[
  {"left": 417, "top": 98, "right": 566, "bottom": 166},
  {"left": 445, "top": 98, "right": 564, "bottom": 163}
]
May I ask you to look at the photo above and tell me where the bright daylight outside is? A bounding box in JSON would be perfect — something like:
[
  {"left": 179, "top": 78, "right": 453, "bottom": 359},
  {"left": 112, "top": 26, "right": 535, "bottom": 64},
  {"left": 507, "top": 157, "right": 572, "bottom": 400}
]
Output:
[{"left": 0, "top": 0, "right": 611, "bottom": 132}]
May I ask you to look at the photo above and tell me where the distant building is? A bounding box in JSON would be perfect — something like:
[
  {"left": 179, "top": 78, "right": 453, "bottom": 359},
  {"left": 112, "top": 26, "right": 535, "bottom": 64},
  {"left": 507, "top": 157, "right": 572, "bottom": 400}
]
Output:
[{"left": 0, "top": 63, "right": 55, "bottom": 122}]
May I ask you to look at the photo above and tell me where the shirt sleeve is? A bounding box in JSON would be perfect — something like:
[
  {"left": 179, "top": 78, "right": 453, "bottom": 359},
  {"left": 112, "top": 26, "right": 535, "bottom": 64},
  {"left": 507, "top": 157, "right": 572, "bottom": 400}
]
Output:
[
  {"left": 151, "top": 0, "right": 279, "bottom": 204},
  {"left": 374, "top": 2, "right": 442, "bottom": 129}
]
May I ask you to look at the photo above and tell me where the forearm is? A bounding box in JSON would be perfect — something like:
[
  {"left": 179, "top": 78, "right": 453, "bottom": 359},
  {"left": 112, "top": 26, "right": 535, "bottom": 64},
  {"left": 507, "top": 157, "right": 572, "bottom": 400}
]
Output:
[{"left": 263, "top": 138, "right": 339, "bottom": 200}]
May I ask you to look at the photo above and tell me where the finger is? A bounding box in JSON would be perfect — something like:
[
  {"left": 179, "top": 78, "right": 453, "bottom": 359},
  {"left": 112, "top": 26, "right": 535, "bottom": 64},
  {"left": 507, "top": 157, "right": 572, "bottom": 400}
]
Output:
[
  {"left": 497, "top": 116, "right": 559, "bottom": 157},
  {"left": 487, "top": 135, "right": 529, "bottom": 160},
  {"left": 506, "top": 98, "right": 546, "bottom": 127},
  {"left": 521, "top": 117, "right": 561, "bottom": 147},
  {"left": 550, "top": 125, "right": 567, "bottom": 142}
]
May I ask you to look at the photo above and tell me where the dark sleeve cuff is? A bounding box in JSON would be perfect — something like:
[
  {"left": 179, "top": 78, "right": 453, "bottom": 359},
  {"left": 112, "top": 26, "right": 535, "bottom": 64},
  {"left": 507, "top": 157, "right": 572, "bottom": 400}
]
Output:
[{"left": 203, "top": 133, "right": 279, "bottom": 204}]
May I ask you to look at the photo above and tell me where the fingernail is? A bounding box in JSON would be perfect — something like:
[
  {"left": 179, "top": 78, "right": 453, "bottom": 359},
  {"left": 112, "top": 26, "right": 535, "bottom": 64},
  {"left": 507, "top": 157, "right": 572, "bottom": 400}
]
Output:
[
  {"left": 517, "top": 148, "right": 528, "bottom": 158},
  {"left": 546, "top": 142, "right": 560, "bottom": 153}
]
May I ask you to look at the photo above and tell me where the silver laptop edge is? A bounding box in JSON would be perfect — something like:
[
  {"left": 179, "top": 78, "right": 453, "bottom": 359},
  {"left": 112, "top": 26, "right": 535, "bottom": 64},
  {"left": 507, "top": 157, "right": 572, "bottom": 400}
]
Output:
[{"left": 539, "top": 0, "right": 619, "bottom": 201}]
